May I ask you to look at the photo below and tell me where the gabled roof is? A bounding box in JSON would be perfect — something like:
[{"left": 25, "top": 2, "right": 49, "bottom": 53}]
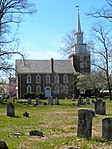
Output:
[{"left": 16, "top": 59, "right": 76, "bottom": 74}]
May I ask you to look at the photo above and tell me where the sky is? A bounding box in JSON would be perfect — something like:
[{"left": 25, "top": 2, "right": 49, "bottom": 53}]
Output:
[{"left": 17, "top": 0, "right": 107, "bottom": 60}]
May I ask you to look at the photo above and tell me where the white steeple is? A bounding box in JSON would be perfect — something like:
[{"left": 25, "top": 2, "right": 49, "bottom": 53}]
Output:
[
  {"left": 75, "top": 6, "right": 83, "bottom": 45},
  {"left": 69, "top": 6, "right": 91, "bottom": 74},
  {"left": 77, "top": 6, "right": 81, "bottom": 33}
]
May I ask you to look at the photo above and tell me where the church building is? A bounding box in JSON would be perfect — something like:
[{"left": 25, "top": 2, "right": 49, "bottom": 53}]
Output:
[{"left": 16, "top": 11, "right": 90, "bottom": 99}]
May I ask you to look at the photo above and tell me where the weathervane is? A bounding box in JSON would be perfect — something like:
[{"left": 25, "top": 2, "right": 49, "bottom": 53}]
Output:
[{"left": 76, "top": 5, "right": 79, "bottom": 13}]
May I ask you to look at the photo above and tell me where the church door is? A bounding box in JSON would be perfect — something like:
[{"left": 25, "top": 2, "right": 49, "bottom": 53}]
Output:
[{"left": 45, "top": 86, "right": 51, "bottom": 97}]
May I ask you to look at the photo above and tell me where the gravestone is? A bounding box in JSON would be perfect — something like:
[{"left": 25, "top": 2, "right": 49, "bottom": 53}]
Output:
[
  {"left": 28, "top": 98, "right": 32, "bottom": 104},
  {"left": 95, "top": 99, "right": 106, "bottom": 115},
  {"left": 10, "top": 132, "right": 23, "bottom": 137},
  {"left": 23, "top": 111, "right": 29, "bottom": 117},
  {"left": 77, "top": 109, "right": 93, "bottom": 138},
  {"left": 0, "top": 141, "right": 9, "bottom": 149},
  {"left": 86, "top": 97, "right": 90, "bottom": 104},
  {"left": 29, "top": 130, "right": 43, "bottom": 137},
  {"left": 77, "top": 96, "right": 83, "bottom": 106},
  {"left": 36, "top": 97, "right": 41, "bottom": 105},
  {"left": 7, "top": 102, "right": 15, "bottom": 117},
  {"left": 48, "top": 96, "right": 54, "bottom": 105},
  {"left": 102, "top": 118, "right": 112, "bottom": 140},
  {"left": 54, "top": 97, "right": 59, "bottom": 105}
]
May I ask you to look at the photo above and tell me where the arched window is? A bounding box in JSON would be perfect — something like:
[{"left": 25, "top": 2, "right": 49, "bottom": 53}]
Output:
[
  {"left": 60, "top": 85, "right": 63, "bottom": 93},
  {"left": 63, "top": 74, "right": 68, "bottom": 83},
  {"left": 55, "top": 85, "right": 60, "bottom": 94},
  {"left": 27, "top": 85, "right": 32, "bottom": 93},
  {"left": 46, "top": 74, "right": 50, "bottom": 83},
  {"left": 63, "top": 85, "right": 68, "bottom": 94},
  {"left": 36, "top": 74, "right": 41, "bottom": 83},
  {"left": 55, "top": 74, "right": 59, "bottom": 83},
  {"left": 36, "top": 85, "right": 41, "bottom": 94},
  {"left": 27, "top": 74, "right": 31, "bottom": 84}
]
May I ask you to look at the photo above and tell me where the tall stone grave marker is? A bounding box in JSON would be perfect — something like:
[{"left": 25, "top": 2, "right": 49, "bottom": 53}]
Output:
[
  {"left": 77, "top": 96, "right": 84, "bottom": 106},
  {"left": 95, "top": 99, "right": 106, "bottom": 115},
  {"left": 77, "top": 109, "right": 93, "bottom": 138},
  {"left": 54, "top": 97, "right": 59, "bottom": 105},
  {"left": 28, "top": 97, "right": 32, "bottom": 104},
  {"left": 7, "top": 102, "right": 15, "bottom": 117},
  {"left": 86, "top": 97, "right": 90, "bottom": 104},
  {"left": 48, "top": 96, "right": 54, "bottom": 105},
  {"left": 102, "top": 118, "right": 112, "bottom": 140},
  {"left": 36, "top": 97, "right": 41, "bottom": 105}
]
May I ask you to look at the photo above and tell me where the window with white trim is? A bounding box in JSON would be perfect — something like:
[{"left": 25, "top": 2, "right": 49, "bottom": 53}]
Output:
[
  {"left": 46, "top": 74, "right": 50, "bottom": 83},
  {"left": 60, "top": 85, "right": 63, "bottom": 93},
  {"left": 55, "top": 85, "right": 60, "bottom": 94},
  {"left": 55, "top": 74, "right": 59, "bottom": 83},
  {"left": 36, "top": 85, "right": 41, "bottom": 94},
  {"left": 27, "top": 85, "right": 32, "bottom": 93},
  {"left": 63, "top": 74, "right": 68, "bottom": 83},
  {"left": 27, "top": 74, "right": 31, "bottom": 84},
  {"left": 36, "top": 74, "right": 41, "bottom": 83},
  {"left": 63, "top": 85, "right": 68, "bottom": 94}
]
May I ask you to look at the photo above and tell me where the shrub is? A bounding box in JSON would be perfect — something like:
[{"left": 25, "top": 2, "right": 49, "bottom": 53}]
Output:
[
  {"left": 36, "top": 92, "right": 47, "bottom": 99},
  {"left": 24, "top": 92, "right": 36, "bottom": 99}
]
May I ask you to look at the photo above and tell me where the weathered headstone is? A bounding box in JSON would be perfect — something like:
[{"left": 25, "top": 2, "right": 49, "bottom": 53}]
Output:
[
  {"left": 23, "top": 111, "right": 29, "bottom": 117},
  {"left": 28, "top": 98, "right": 32, "bottom": 104},
  {"left": 77, "top": 109, "right": 93, "bottom": 138},
  {"left": 36, "top": 97, "right": 41, "bottom": 105},
  {"left": 0, "top": 141, "right": 9, "bottom": 149},
  {"left": 7, "top": 102, "right": 15, "bottom": 117},
  {"left": 102, "top": 118, "right": 112, "bottom": 140},
  {"left": 48, "top": 96, "right": 54, "bottom": 105},
  {"left": 54, "top": 97, "right": 59, "bottom": 105},
  {"left": 95, "top": 99, "right": 106, "bottom": 115},
  {"left": 86, "top": 97, "right": 90, "bottom": 104},
  {"left": 29, "top": 130, "right": 43, "bottom": 137},
  {"left": 77, "top": 96, "right": 83, "bottom": 106}
]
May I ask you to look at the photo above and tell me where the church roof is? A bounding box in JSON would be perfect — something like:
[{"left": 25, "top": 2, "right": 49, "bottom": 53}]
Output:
[{"left": 16, "top": 59, "right": 76, "bottom": 74}]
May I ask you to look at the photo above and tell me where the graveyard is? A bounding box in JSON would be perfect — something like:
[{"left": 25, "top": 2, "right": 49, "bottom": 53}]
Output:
[{"left": 0, "top": 98, "right": 112, "bottom": 149}]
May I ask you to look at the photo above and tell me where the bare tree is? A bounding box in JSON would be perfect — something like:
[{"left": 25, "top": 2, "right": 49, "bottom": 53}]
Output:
[
  {"left": 0, "top": 0, "right": 36, "bottom": 73},
  {"left": 87, "top": 0, "right": 112, "bottom": 21},
  {"left": 0, "top": 0, "right": 36, "bottom": 36},
  {"left": 60, "top": 30, "right": 76, "bottom": 58},
  {"left": 60, "top": 30, "right": 92, "bottom": 58},
  {"left": 90, "top": 21, "right": 112, "bottom": 100}
]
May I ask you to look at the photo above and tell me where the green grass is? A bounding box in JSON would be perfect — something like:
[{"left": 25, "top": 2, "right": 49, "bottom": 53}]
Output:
[{"left": 0, "top": 99, "right": 112, "bottom": 149}]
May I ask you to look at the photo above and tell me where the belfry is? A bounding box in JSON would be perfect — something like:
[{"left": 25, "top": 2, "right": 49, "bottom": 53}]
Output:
[{"left": 69, "top": 7, "right": 91, "bottom": 74}]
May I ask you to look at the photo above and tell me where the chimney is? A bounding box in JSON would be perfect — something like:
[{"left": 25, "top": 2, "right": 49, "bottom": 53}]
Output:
[{"left": 51, "top": 58, "right": 54, "bottom": 73}]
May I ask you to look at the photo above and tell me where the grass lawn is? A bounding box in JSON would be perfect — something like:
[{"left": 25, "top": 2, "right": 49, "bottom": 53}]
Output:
[{"left": 0, "top": 98, "right": 112, "bottom": 149}]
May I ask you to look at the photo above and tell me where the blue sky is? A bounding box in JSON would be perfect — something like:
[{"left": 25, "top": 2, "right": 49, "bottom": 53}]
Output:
[{"left": 17, "top": 0, "right": 107, "bottom": 60}]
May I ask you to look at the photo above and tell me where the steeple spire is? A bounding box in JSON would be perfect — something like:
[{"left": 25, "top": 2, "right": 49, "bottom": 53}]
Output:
[
  {"left": 75, "top": 6, "right": 83, "bottom": 44},
  {"left": 76, "top": 6, "right": 81, "bottom": 33},
  {"left": 78, "top": 11, "right": 81, "bottom": 33}
]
